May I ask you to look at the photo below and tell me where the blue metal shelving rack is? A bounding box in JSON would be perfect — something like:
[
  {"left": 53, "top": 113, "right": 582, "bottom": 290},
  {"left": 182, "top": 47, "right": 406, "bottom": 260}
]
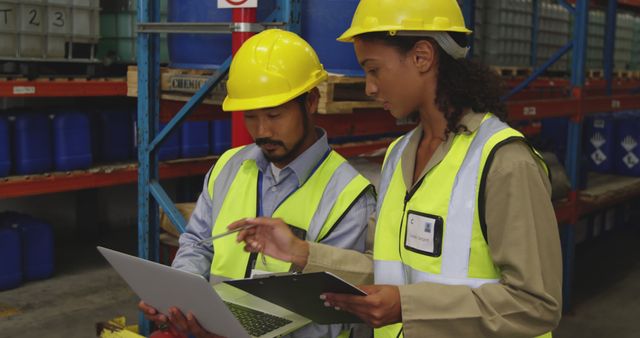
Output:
[
  {"left": 135, "top": 1, "right": 299, "bottom": 334},
  {"left": 462, "top": 0, "right": 631, "bottom": 313}
]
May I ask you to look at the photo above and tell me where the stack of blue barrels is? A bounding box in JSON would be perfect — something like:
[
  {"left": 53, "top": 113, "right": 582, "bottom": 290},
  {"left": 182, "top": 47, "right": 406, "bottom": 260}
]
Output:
[
  {"left": 583, "top": 111, "right": 640, "bottom": 177},
  {"left": 8, "top": 111, "right": 93, "bottom": 176},
  {"left": 167, "top": 0, "right": 363, "bottom": 75},
  {"left": 0, "top": 106, "right": 231, "bottom": 177},
  {"left": 0, "top": 212, "right": 55, "bottom": 291}
]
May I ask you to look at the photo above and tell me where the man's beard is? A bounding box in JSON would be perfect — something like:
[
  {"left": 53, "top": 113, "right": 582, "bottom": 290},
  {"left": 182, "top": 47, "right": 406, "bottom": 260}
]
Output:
[{"left": 255, "top": 102, "right": 311, "bottom": 165}]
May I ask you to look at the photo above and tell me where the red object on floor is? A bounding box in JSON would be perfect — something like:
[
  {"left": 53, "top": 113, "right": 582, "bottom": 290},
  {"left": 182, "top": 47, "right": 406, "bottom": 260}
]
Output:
[{"left": 149, "top": 329, "right": 187, "bottom": 338}]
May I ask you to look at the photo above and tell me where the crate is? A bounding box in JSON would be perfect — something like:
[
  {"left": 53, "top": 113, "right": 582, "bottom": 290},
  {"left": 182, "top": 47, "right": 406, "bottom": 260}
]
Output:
[
  {"left": 490, "top": 66, "right": 533, "bottom": 77},
  {"left": 127, "top": 67, "right": 384, "bottom": 114},
  {"left": 126, "top": 66, "right": 226, "bottom": 104},
  {"left": 317, "top": 74, "right": 383, "bottom": 114},
  {"left": 0, "top": 0, "right": 100, "bottom": 61}
]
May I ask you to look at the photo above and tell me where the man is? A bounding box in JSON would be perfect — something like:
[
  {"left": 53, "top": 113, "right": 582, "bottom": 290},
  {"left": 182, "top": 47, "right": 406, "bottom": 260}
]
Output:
[{"left": 139, "top": 29, "right": 376, "bottom": 338}]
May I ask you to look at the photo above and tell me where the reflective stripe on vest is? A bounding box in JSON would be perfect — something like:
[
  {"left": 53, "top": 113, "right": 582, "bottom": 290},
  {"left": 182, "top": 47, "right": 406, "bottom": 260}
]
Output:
[
  {"left": 206, "top": 144, "right": 372, "bottom": 281},
  {"left": 373, "top": 114, "right": 551, "bottom": 338}
]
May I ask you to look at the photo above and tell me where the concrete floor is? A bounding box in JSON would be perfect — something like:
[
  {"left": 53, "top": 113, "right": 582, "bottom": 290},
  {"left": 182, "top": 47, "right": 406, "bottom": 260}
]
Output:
[{"left": 1, "top": 226, "right": 639, "bottom": 338}]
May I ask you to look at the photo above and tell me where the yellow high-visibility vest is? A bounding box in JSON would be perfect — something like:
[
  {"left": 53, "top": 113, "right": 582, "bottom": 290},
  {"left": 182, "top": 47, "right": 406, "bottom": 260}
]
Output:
[{"left": 373, "top": 114, "right": 551, "bottom": 338}]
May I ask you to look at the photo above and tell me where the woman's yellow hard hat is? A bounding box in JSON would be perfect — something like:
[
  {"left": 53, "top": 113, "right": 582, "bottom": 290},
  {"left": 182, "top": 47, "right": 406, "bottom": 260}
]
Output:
[{"left": 337, "top": 0, "right": 472, "bottom": 43}]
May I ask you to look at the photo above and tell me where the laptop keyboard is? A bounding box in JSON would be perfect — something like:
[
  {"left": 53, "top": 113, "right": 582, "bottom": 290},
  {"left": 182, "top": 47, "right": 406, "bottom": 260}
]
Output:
[{"left": 224, "top": 301, "right": 293, "bottom": 337}]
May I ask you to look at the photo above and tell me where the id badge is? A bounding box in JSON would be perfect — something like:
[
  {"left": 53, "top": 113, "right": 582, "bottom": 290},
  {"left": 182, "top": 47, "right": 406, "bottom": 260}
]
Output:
[{"left": 404, "top": 211, "right": 443, "bottom": 257}]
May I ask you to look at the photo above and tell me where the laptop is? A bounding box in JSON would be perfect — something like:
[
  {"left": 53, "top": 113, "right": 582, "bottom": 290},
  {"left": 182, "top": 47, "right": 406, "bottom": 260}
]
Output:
[{"left": 97, "top": 246, "right": 311, "bottom": 338}]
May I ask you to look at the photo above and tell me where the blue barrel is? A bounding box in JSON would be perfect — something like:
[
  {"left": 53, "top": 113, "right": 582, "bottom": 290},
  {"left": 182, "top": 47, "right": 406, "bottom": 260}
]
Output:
[
  {"left": 540, "top": 117, "right": 569, "bottom": 164},
  {"left": 615, "top": 111, "right": 640, "bottom": 176},
  {"left": 53, "top": 112, "right": 92, "bottom": 171},
  {"left": 97, "top": 109, "right": 134, "bottom": 162},
  {"left": 302, "top": 0, "right": 362, "bottom": 75},
  {"left": 168, "top": 0, "right": 276, "bottom": 69},
  {"left": 0, "top": 116, "right": 10, "bottom": 177},
  {"left": 1, "top": 212, "right": 54, "bottom": 281},
  {"left": 181, "top": 121, "right": 210, "bottom": 158},
  {"left": 19, "top": 216, "right": 55, "bottom": 281},
  {"left": 0, "top": 221, "right": 22, "bottom": 290},
  {"left": 13, "top": 113, "right": 53, "bottom": 175},
  {"left": 585, "top": 114, "right": 615, "bottom": 173},
  {"left": 211, "top": 119, "right": 231, "bottom": 155},
  {"left": 159, "top": 123, "right": 182, "bottom": 161}
]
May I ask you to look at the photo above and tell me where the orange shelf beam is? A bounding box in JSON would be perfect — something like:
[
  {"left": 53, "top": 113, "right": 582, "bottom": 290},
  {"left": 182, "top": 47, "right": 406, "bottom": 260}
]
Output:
[
  {"left": 0, "top": 78, "right": 127, "bottom": 97},
  {"left": 0, "top": 157, "right": 215, "bottom": 199}
]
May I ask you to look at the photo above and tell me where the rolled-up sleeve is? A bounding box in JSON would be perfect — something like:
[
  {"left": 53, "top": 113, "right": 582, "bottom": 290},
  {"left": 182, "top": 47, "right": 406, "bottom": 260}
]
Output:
[{"left": 171, "top": 170, "right": 215, "bottom": 279}]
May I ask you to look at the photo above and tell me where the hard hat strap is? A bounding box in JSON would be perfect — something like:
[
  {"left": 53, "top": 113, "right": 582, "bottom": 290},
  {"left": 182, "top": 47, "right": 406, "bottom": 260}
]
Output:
[{"left": 394, "top": 31, "right": 469, "bottom": 60}]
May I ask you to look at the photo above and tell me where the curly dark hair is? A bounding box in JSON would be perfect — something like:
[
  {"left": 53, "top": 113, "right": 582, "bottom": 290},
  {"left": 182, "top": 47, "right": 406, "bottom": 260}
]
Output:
[{"left": 357, "top": 32, "right": 506, "bottom": 134}]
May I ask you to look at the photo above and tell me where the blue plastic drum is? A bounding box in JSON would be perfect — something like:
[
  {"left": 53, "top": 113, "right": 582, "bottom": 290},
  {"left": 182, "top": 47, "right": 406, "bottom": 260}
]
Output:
[{"left": 53, "top": 111, "right": 92, "bottom": 171}]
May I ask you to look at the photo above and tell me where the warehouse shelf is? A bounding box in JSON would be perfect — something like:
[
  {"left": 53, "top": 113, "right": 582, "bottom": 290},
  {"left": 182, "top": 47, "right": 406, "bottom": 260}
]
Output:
[
  {"left": 485, "top": 0, "right": 640, "bottom": 314},
  {"left": 0, "top": 139, "right": 392, "bottom": 200},
  {"left": 0, "top": 157, "right": 215, "bottom": 199},
  {"left": 507, "top": 93, "right": 640, "bottom": 121},
  {"left": 579, "top": 173, "right": 640, "bottom": 214},
  {"left": 0, "top": 78, "right": 127, "bottom": 98}
]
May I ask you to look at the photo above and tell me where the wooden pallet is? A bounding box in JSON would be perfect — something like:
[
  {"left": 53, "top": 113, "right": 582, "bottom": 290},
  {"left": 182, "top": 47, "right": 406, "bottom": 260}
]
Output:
[
  {"left": 317, "top": 74, "right": 382, "bottom": 114},
  {"left": 614, "top": 70, "right": 636, "bottom": 79},
  {"left": 587, "top": 69, "right": 604, "bottom": 78},
  {"left": 490, "top": 66, "right": 532, "bottom": 77},
  {"left": 127, "top": 67, "right": 383, "bottom": 113},
  {"left": 126, "top": 66, "right": 226, "bottom": 105}
]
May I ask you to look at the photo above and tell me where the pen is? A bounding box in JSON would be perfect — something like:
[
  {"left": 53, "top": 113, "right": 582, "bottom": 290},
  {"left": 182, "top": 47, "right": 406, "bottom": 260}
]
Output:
[{"left": 195, "top": 224, "right": 256, "bottom": 246}]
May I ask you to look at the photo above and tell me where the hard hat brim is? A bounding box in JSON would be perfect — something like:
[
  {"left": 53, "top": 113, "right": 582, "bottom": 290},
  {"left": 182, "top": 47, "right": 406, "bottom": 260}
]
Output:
[
  {"left": 337, "top": 26, "right": 473, "bottom": 43},
  {"left": 222, "top": 71, "right": 328, "bottom": 112}
]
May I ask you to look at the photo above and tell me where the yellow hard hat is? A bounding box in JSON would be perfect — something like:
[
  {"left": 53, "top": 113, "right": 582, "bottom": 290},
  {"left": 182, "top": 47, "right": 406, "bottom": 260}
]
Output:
[
  {"left": 337, "top": 0, "right": 472, "bottom": 42},
  {"left": 223, "top": 29, "right": 328, "bottom": 112}
]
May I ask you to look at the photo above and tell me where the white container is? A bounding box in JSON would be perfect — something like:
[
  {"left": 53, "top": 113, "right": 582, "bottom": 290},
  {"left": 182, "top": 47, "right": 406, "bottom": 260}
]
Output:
[
  {"left": 482, "top": 0, "right": 533, "bottom": 67},
  {"left": 0, "top": 0, "right": 99, "bottom": 61},
  {"left": 614, "top": 12, "right": 634, "bottom": 70},
  {"left": 587, "top": 10, "right": 605, "bottom": 70},
  {"left": 536, "top": 2, "right": 570, "bottom": 72},
  {"left": 97, "top": 0, "right": 169, "bottom": 64},
  {"left": 631, "top": 15, "right": 640, "bottom": 70}
]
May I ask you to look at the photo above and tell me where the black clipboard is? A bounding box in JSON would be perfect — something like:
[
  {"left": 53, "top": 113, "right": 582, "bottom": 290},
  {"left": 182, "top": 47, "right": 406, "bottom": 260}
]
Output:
[{"left": 224, "top": 271, "right": 367, "bottom": 324}]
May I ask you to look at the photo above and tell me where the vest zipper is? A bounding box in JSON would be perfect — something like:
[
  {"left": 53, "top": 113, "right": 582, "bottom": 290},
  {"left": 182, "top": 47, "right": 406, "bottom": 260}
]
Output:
[{"left": 398, "top": 176, "right": 426, "bottom": 263}]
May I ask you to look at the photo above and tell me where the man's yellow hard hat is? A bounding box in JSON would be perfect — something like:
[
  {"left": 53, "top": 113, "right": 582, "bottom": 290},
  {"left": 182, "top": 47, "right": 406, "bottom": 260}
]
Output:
[{"left": 223, "top": 29, "right": 328, "bottom": 112}]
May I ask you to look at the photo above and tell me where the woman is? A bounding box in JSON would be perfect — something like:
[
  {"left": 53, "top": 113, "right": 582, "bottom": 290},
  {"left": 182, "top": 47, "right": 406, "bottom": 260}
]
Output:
[{"left": 232, "top": 1, "right": 562, "bottom": 337}]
